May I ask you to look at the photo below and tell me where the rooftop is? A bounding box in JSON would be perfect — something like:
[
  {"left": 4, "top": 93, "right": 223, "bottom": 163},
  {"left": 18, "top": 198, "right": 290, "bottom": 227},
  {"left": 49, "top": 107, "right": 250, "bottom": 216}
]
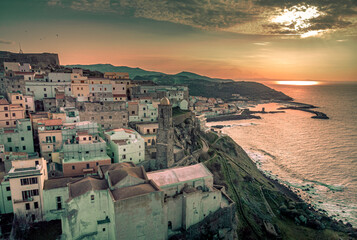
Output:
[
  {"left": 111, "top": 181, "right": 158, "bottom": 201},
  {"left": 68, "top": 176, "right": 108, "bottom": 199},
  {"left": 108, "top": 166, "right": 146, "bottom": 186},
  {"left": 147, "top": 163, "right": 212, "bottom": 187},
  {"left": 43, "top": 177, "right": 81, "bottom": 190}
]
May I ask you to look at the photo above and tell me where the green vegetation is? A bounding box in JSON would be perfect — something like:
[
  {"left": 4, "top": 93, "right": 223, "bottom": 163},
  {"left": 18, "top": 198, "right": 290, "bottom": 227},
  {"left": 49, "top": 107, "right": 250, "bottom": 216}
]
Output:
[
  {"left": 172, "top": 107, "right": 190, "bottom": 117},
  {"left": 201, "top": 132, "right": 355, "bottom": 240}
]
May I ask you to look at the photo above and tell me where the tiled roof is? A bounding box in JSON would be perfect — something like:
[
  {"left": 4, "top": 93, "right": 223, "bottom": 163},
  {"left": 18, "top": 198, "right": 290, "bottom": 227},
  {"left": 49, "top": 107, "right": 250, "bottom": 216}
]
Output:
[{"left": 68, "top": 176, "right": 108, "bottom": 199}]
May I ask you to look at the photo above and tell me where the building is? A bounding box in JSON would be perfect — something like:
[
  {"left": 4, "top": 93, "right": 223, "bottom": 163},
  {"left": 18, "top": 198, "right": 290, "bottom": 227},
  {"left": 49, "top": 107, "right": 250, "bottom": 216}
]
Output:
[
  {"left": 104, "top": 72, "right": 129, "bottom": 80},
  {"left": 156, "top": 97, "right": 174, "bottom": 169},
  {"left": 61, "top": 121, "right": 111, "bottom": 176},
  {"left": 37, "top": 119, "right": 63, "bottom": 161},
  {"left": 105, "top": 128, "right": 145, "bottom": 164},
  {"left": 7, "top": 157, "right": 47, "bottom": 222},
  {"left": 42, "top": 176, "right": 80, "bottom": 221},
  {"left": 0, "top": 96, "right": 25, "bottom": 128},
  {"left": 0, "top": 119, "right": 34, "bottom": 153},
  {"left": 135, "top": 123, "right": 158, "bottom": 147},
  {"left": 60, "top": 163, "right": 236, "bottom": 239},
  {"left": 76, "top": 101, "right": 128, "bottom": 130},
  {"left": 127, "top": 99, "right": 159, "bottom": 123}
]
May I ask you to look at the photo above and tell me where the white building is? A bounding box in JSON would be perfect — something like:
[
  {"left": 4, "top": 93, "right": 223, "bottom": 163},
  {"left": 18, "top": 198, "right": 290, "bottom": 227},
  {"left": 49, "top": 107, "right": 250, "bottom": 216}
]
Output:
[{"left": 105, "top": 128, "right": 145, "bottom": 164}]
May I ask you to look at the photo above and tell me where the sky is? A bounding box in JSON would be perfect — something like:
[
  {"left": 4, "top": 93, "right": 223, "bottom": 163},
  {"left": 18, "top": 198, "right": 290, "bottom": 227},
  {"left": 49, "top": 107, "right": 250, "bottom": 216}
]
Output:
[{"left": 0, "top": 0, "right": 356, "bottom": 81}]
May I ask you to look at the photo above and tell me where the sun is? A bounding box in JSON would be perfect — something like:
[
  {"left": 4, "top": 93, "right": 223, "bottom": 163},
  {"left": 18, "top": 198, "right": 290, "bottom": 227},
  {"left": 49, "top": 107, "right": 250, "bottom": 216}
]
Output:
[
  {"left": 271, "top": 5, "right": 325, "bottom": 37},
  {"left": 275, "top": 81, "right": 320, "bottom": 86}
]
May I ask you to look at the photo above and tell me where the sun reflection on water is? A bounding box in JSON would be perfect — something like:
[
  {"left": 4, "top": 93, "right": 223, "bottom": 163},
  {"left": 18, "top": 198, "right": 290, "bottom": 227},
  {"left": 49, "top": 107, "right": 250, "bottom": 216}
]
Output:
[{"left": 276, "top": 81, "right": 320, "bottom": 86}]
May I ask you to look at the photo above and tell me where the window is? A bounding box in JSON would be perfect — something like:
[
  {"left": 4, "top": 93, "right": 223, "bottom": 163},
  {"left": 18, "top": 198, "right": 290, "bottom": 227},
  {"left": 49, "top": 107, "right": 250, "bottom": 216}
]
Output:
[
  {"left": 6, "top": 186, "right": 10, "bottom": 191},
  {"left": 72, "top": 166, "right": 75, "bottom": 170},
  {"left": 101, "top": 116, "right": 104, "bottom": 120},
  {"left": 100, "top": 149, "right": 103, "bottom": 152},
  {"left": 34, "top": 202, "right": 39, "bottom": 209},
  {"left": 21, "top": 137, "right": 24, "bottom": 141},
  {"left": 96, "top": 162, "right": 99, "bottom": 166},
  {"left": 57, "top": 196, "right": 62, "bottom": 210},
  {"left": 44, "top": 94, "right": 47, "bottom": 97},
  {"left": 7, "top": 196, "right": 11, "bottom": 201},
  {"left": 7, "top": 138, "right": 11, "bottom": 143},
  {"left": 35, "top": 160, "right": 39, "bottom": 166},
  {"left": 52, "top": 136, "right": 56, "bottom": 142},
  {"left": 109, "top": 116, "right": 112, "bottom": 119},
  {"left": 4, "top": 107, "right": 8, "bottom": 110},
  {"left": 83, "top": 137, "right": 87, "bottom": 141},
  {"left": 21, "top": 177, "right": 38, "bottom": 185},
  {"left": 27, "top": 88, "right": 30, "bottom": 91},
  {"left": 122, "top": 154, "right": 126, "bottom": 159},
  {"left": 86, "top": 163, "right": 90, "bottom": 168},
  {"left": 123, "top": 148, "right": 126, "bottom": 152},
  {"left": 5, "top": 113, "right": 8, "bottom": 117},
  {"left": 6, "top": 122, "right": 9, "bottom": 126},
  {"left": 27, "top": 126, "right": 31, "bottom": 131},
  {"left": 9, "top": 147, "right": 12, "bottom": 151},
  {"left": 26, "top": 203, "right": 30, "bottom": 210},
  {"left": 44, "top": 88, "right": 46, "bottom": 91},
  {"left": 22, "top": 146, "right": 26, "bottom": 150},
  {"left": 85, "top": 151, "right": 89, "bottom": 154},
  {"left": 91, "top": 195, "right": 95, "bottom": 202}
]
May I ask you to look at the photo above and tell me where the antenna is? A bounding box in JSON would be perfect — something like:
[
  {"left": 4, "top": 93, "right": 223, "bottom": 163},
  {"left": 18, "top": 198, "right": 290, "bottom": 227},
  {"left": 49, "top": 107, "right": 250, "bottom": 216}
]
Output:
[{"left": 19, "top": 42, "right": 23, "bottom": 54}]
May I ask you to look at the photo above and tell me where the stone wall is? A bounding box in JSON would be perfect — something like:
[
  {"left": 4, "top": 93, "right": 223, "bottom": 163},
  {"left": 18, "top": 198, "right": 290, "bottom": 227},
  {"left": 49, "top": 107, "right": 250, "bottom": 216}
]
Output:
[{"left": 0, "top": 51, "right": 60, "bottom": 70}]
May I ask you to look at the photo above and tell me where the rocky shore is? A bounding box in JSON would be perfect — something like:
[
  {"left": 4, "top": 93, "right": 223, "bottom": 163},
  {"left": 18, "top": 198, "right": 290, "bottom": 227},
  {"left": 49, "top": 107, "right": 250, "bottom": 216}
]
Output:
[
  {"left": 278, "top": 102, "right": 329, "bottom": 119},
  {"left": 199, "top": 132, "right": 356, "bottom": 239}
]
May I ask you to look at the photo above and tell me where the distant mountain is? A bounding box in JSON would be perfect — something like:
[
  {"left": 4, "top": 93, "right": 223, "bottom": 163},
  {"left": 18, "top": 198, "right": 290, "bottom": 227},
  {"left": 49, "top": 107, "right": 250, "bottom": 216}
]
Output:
[
  {"left": 66, "top": 64, "right": 165, "bottom": 79},
  {"left": 65, "top": 64, "right": 292, "bottom": 101}
]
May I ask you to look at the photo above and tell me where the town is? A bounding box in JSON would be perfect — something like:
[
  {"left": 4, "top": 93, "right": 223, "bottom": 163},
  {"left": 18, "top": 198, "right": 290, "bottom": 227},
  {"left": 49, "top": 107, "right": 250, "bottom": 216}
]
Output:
[{"left": 0, "top": 52, "right": 237, "bottom": 239}]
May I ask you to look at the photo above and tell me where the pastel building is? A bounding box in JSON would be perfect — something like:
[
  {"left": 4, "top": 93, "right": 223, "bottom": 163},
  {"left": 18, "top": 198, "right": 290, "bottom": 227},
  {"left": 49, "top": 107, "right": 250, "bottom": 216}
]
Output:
[
  {"left": 135, "top": 123, "right": 158, "bottom": 147},
  {"left": 0, "top": 119, "right": 34, "bottom": 153},
  {"left": 37, "top": 119, "right": 63, "bottom": 161},
  {"left": 0, "top": 96, "right": 25, "bottom": 128},
  {"left": 105, "top": 128, "right": 145, "bottom": 164},
  {"left": 60, "top": 163, "right": 236, "bottom": 240},
  {"left": 7, "top": 157, "right": 47, "bottom": 222},
  {"left": 61, "top": 122, "right": 111, "bottom": 176},
  {"left": 127, "top": 99, "right": 159, "bottom": 123}
]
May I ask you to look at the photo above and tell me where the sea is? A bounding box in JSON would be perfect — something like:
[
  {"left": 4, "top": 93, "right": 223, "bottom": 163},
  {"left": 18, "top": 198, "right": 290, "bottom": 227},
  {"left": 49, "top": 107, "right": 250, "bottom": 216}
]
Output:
[{"left": 207, "top": 81, "right": 357, "bottom": 227}]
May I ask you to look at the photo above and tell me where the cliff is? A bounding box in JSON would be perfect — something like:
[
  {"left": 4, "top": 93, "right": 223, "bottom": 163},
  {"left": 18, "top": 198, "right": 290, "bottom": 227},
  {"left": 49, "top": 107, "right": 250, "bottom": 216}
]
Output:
[{"left": 172, "top": 114, "right": 356, "bottom": 239}]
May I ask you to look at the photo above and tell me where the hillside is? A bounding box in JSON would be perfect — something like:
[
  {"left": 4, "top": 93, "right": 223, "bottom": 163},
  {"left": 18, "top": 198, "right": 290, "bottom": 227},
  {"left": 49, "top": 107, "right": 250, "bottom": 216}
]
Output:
[
  {"left": 66, "top": 64, "right": 292, "bottom": 101},
  {"left": 199, "top": 132, "right": 357, "bottom": 239}
]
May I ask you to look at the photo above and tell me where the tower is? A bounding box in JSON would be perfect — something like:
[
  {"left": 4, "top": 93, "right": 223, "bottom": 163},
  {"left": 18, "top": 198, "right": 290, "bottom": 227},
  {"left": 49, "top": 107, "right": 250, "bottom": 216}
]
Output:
[{"left": 156, "top": 97, "right": 174, "bottom": 169}]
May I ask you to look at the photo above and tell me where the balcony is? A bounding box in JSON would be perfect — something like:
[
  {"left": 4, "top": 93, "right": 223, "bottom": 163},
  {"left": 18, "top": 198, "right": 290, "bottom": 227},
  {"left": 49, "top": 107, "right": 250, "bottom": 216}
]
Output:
[{"left": 13, "top": 197, "right": 34, "bottom": 204}]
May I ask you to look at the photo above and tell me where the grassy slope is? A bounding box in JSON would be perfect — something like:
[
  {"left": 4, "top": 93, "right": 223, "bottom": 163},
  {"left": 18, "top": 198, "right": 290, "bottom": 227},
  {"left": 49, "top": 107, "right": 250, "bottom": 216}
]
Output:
[{"left": 201, "top": 132, "right": 354, "bottom": 240}]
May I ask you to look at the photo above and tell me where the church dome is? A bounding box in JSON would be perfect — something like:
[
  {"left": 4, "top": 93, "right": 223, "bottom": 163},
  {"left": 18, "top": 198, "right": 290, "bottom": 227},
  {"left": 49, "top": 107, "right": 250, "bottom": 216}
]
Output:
[{"left": 160, "top": 97, "right": 171, "bottom": 105}]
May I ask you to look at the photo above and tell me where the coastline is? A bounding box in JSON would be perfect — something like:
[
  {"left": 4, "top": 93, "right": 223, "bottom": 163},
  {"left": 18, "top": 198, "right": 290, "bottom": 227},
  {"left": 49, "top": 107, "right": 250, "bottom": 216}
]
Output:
[{"left": 202, "top": 131, "right": 357, "bottom": 238}]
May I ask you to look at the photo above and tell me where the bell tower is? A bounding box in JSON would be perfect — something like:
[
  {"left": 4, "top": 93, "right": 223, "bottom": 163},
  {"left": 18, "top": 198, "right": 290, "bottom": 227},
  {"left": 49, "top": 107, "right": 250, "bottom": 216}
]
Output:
[{"left": 156, "top": 97, "right": 174, "bottom": 169}]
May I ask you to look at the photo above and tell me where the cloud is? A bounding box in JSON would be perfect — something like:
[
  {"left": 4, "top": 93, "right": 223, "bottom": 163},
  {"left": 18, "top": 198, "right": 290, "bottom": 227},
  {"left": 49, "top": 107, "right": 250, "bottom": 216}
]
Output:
[
  {"left": 48, "top": 0, "right": 62, "bottom": 6},
  {"left": 70, "top": 0, "right": 115, "bottom": 13},
  {"left": 48, "top": 0, "right": 357, "bottom": 37},
  {"left": 0, "top": 39, "right": 14, "bottom": 45}
]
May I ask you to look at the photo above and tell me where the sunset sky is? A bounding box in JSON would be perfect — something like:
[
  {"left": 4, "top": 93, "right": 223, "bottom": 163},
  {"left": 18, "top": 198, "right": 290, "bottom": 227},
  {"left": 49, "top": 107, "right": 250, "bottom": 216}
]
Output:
[{"left": 0, "top": 0, "right": 356, "bottom": 81}]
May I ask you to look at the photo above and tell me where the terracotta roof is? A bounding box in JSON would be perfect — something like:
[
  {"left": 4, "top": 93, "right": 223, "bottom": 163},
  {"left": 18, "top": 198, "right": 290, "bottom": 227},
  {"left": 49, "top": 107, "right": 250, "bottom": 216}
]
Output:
[
  {"left": 37, "top": 119, "right": 63, "bottom": 126},
  {"left": 99, "top": 162, "right": 135, "bottom": 175},
  {"left": 0, "top": 99, "right": 9, "bottom": 105},
  {"left": 68, "top": 176, "right": 108, "bottom": 199},
  {"left": 35, "top": 74, "right": 44, "bottom": 79},
  {"left": 108, "top": 166, "right": 146, "bottom": 186},
  {"left": 111, "top": 182, "right": 157, "bottom": 201},
  {"left": 56, "top": 93, "right": 65, "bottom": 99},
  {"left": 43, "top": 177, "right": 81, "bottom": 190},
  {"left": 147, "top": 163, "right": 212, "bottom": 187},
  {"left": 14, "top": 71, "right": 34, "bottom": 75}
]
